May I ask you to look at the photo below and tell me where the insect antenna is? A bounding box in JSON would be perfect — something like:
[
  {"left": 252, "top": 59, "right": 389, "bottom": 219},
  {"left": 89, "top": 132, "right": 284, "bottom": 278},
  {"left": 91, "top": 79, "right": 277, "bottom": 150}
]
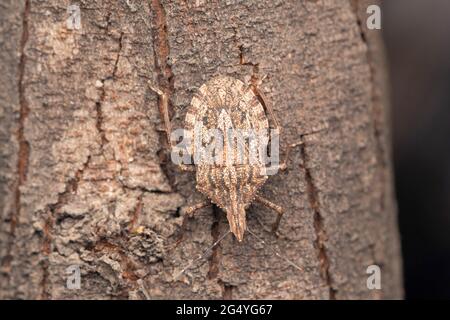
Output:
[
  {"left": 246, "top": 227, "right": 304, "bottom": 273},
  {"left": 173, "top": 230, "right": 231, "bottom": 281}
]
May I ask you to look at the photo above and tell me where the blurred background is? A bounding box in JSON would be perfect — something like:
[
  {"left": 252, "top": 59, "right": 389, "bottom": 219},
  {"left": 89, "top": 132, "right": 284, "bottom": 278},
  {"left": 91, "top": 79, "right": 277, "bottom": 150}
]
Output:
[{"left": 383, "top": 0, "right": 450, "bottom": 299}]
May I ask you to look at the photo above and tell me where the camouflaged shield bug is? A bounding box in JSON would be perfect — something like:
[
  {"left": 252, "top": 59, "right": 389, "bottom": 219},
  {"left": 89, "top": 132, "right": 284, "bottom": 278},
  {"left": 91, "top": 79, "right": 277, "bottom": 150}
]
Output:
[{"left": 150, "top": 76, "right": 299, "bottom": 242}]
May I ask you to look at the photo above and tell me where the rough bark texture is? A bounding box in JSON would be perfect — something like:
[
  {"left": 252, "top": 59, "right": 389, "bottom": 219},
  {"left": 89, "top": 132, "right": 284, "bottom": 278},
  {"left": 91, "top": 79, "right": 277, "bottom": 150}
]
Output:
[{"left": 0, "top": 0, "right": 402, "bottom": 299}]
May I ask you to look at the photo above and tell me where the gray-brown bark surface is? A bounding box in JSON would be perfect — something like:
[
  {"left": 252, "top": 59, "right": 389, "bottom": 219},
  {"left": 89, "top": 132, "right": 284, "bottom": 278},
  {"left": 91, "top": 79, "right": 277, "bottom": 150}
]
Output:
[{"left": 0, "top": 0, "right": 402, "bottom": 299}]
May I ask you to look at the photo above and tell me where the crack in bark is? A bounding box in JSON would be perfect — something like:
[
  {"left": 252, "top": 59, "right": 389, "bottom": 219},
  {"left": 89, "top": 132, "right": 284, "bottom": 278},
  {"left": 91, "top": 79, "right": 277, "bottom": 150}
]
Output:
[
  {"left": 207, "top": 205, "right": 222, "bottom": 280},
  {"left": 239, "top": 45, "right": 258, "bottom": 68},
  {"left": 300, "top": 142, "right": 336, "bottom": 299},
  {"left": 238, "top": 45, "right": 260, "bottom": 84},
  {"left": 95, "top": 98, "right": 107, "bottom": 148},
  {"left": 349, "top": 0, "right": 386, "bottom": 171},
  {"left": 120, "top": 183, "right": 171, "bottom": 194},
  {"left": 221, "top": 281, "right": 235, "bottom": 300},
  {"left": 95, "top": 33, "right": 124, "bottom": 150},
  {"left": 349, "top": 1, "right": 368, "bottom": 44},
  {"left": 150, "top": 0, "right": 173, "bottom": 92},
  {"left": 112, "top": 33, "right": 123, "bottom": 80},
  {"left": 40, "top": 155, "right": 92, "bottom": 299},
  {"left": 86, "top": 237, "right": 141, "bottom": 297},
  {"left": 349, "top": 0, "right": 389, "bottom": 237},
  {"left": 2, "top": 0, "right": 31, "bottom": 278},
  {"left": 129, "top": 192, "right": 143, "bottom": 231},
  {"left": 149, "top": 0, "right": 177, "bottom": 189}
]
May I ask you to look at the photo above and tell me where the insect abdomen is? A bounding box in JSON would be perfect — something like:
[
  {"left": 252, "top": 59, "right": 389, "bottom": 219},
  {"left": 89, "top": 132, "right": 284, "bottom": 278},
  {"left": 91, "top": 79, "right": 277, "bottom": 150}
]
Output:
[{"left": 196, "top": 165, "right": 267, "bottom": 209}]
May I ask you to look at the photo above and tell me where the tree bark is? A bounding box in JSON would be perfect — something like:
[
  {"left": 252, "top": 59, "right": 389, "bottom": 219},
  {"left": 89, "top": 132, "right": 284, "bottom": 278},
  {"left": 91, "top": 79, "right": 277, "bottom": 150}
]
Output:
[{"left": 0, "top": 0, "right": 402, "bottom": 299}]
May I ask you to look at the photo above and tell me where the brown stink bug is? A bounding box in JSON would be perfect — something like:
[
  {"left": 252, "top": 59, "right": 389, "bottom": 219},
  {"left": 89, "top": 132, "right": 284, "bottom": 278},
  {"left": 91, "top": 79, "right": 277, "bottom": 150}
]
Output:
[{"left": 149, "top": 76, "right": 300, "bottom": 242}]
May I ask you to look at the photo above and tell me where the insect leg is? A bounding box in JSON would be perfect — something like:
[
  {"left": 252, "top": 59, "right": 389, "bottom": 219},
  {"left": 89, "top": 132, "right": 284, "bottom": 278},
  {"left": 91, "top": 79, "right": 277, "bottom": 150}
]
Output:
[
  {"left": 254, "top": 194, "right": 285, "bottom": 232},
  {"left": 279, "top": 142, "right": 304, "bottom": 171},
  {"left": 255, "top": 88, "right": 280, "bottom": 130},
  {"left": 264, "top": 141, "right": 304, "bottom": 174},
  {"left": 148, "top": 81, "right": 172, "bottom": 147},
  {"left": 174, "top": 230, "right": 231, "bottom": 281},
  {"left": 279, "top": 127, "right": 328, "bottom": 171},
  {"left": 247, "top": 75, "right": 280, "bottom": 130},
  {"left": 149, "top": 82, "right": 195, "bottom": 173},
  {"left": 182, "top": 201, "right": 212, "bottom": 218}
]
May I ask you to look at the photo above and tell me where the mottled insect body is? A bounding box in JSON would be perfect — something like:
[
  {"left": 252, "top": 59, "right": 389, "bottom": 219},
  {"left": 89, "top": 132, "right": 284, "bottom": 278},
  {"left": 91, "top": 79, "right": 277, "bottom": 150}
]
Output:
[
  {"left": 150, "top": 76, "right": 286, "bottom": 242},
  {"left": 185, "top": 76, "right": 277, "bottom": 241}
]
